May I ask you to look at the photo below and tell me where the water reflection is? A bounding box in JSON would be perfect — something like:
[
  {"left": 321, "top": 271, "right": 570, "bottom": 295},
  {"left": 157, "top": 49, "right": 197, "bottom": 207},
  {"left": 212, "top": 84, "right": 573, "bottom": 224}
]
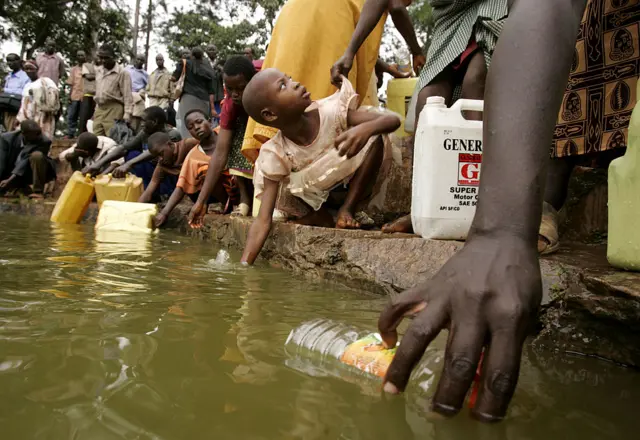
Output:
[{"left": 0, "top": 213, "right": 639, "bottom": 439}]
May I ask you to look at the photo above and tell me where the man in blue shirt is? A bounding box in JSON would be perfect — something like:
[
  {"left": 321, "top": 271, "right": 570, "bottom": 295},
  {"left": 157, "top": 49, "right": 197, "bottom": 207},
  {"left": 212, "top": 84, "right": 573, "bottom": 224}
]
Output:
[
  {"left": 1, "top": 54, "right": 30, "bottom": 131},
  {"left": 127, "top": 54, "right": 149, "bottom": 133}
]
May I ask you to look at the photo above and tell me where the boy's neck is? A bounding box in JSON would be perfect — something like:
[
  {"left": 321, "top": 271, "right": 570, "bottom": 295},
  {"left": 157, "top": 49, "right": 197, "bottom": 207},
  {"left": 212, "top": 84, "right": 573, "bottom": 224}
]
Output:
[
  {"left": 200, "top": 132, "right": 217, "bottom": 152},
  {"left": 280, "top": 109, "right": 319, "bottom": 146}
]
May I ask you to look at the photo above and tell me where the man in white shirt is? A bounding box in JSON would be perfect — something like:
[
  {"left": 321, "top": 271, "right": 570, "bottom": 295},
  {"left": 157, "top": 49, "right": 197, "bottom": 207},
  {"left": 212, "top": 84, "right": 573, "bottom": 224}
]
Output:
[{"left": 60, "top": 132, "right": 123, "bottom": 172}]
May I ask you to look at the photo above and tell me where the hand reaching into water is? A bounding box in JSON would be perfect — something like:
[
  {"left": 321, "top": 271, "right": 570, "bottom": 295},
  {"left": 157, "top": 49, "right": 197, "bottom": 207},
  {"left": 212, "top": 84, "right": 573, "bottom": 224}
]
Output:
[
  {"left": 188, "top": 201, "right": 207, "bottom": 229},
  {"left": 379, "top": 233, "right": 542, "bottom": 422},
  {"left": 153, "top": 212, "right": 167, "bottom": 229}
]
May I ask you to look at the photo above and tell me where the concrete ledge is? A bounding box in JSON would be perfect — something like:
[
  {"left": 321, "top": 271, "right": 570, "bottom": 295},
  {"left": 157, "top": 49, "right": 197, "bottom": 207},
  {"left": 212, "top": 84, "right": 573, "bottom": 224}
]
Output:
[{"left": 2, "top": 199, "right": 640, "bottom": 368}]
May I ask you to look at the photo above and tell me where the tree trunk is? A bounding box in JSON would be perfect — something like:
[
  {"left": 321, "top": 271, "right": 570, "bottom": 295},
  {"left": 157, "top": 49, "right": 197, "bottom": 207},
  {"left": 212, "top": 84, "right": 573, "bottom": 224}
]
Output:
[
  {"left": 87, "top": 0, "right": 102, "bottom": 58},
  {"left": 132, "top": 0, "right": 141, "bottom": 58},
  {"left": 144, "top": 0, "right": 152, "bottom": 68}
]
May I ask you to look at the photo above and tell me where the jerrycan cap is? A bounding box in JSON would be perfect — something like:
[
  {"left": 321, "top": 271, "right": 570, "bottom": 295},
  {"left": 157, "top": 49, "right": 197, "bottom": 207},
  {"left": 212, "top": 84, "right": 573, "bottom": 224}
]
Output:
[{"left": 426, "top": 96, "right": 446, "bottom": 107}]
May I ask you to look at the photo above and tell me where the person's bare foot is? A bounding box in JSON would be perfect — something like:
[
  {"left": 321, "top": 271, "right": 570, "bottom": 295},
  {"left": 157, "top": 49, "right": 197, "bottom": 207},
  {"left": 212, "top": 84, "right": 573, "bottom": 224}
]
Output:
[
  {"left": 336, "top": 208, "right": 361, "bottom": 229},
  {"left": 294, "top": 207, "right": 334, "bottom": 228},
  {"left": 381, "top": 215, "right": 413, "bottom": 234}
]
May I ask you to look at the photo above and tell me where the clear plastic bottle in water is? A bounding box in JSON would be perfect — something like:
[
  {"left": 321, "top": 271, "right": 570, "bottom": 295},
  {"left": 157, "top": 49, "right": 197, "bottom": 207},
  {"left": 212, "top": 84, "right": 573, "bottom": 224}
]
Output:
[{"left": 284, "top": 319, "right": 442, "bottom": 397}]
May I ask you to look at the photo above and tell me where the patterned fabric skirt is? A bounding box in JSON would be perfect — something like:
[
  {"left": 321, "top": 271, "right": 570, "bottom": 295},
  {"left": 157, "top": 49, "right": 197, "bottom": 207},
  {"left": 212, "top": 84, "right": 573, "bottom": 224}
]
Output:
[
  {"left": 416, "top": 0, "right": 508, "bottom": 93},
  {"left": 228, "top": 117, "right": 253, "bottom": 179},
  {"left": 552, "top": 0, "right": 639, "bottom": 158}
]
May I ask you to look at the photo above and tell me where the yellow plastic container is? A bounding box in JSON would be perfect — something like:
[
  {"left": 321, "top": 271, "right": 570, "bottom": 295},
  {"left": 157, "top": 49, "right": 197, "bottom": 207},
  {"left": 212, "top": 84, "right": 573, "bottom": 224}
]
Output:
[
  {"left": 340, "top": 333, "right": 396, "bottom": 378},
  {"left": 95, "top": 201, "right": 158, "bottom": 233},
  {"left": 608, "top": 79, "right": 640, "bottom": 270},
  {"left": 94, "top": 174, "right": 144, "bottom": 208},
  {"left": 50, "top": 172, "right": 95, "bottom": 224},
  {"left": 387, "top": 77, "right": 418, "bottom": 137}
]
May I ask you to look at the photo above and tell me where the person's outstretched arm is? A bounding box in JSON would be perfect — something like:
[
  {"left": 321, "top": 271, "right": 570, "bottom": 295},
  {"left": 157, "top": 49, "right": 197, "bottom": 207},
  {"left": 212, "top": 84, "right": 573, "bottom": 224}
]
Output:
[
  {"left": 332, "top": 0, "right": 421, "bottom": 85},
  {"left": 111, "top": 151, "right": 154, "bottom": 178},
  {"left": 187, "top": 128, "right": 232, "bottom": 228},
  {"left": 154, "top": 186, "right": 185, "bottom": 228},
  {"left": 388, "top": 0, "right": 425, "bottom": 73},
  {"left": 138, "top": 166, "right": 164, "bottom": 203},
  {"left": 240, "top": 178, "right": 279, "bottom": 265},
  {"left": 83, "top": 133, "right": 145, "bottom": 176},
  {"left": 378, "top": 0, "right": 587, "bottom": 423}
]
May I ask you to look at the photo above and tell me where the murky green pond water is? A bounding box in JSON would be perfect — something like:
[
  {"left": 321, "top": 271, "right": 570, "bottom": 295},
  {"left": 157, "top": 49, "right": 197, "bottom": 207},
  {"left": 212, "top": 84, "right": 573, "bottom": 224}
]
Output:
[{"left": 0, "top": 213, "right": 638, "bottom": 439}]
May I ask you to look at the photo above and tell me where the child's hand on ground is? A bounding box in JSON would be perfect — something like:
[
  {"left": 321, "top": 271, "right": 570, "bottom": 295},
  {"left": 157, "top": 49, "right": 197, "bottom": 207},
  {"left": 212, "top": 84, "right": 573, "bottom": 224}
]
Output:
[
  {"left": 188, "top": 201, "right": 207, "bottom": 229},
  {"left": 112, "top": 164, "right": 130, "bottom": 178},
  {"left": 335, "top": 125, "right": 373, "bottom": 158}
]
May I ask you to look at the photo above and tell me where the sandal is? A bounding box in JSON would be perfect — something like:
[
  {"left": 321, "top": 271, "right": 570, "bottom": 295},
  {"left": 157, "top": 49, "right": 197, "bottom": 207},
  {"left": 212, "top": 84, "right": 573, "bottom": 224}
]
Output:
[
  {"left": 538, "top": 202, "right": 560, "bottom": 255},
  {"left": 354, "top": 211, "right": 376, "bottom": 229},
  {"left": 230, "top": 203, "right": 251, "bottom": 217},
  {"left": 28, "top": 193, "right": 44, "bottom": 200}
]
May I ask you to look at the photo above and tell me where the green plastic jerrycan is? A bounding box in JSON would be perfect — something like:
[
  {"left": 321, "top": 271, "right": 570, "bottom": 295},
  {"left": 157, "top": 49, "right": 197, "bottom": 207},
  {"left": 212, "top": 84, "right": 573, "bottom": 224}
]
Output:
[{"left": 608, "top": 79, "right": 640, "bottom": 271}]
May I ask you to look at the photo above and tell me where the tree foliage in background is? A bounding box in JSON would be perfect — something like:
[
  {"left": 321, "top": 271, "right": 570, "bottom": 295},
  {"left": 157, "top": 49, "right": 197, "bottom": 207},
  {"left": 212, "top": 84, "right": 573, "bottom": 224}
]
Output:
[
  {"left": 160, "top": 0, "right": 286, "bottom": 61},
  {"left": 0, "top": 0, "right": 131, "bottom": 61}
]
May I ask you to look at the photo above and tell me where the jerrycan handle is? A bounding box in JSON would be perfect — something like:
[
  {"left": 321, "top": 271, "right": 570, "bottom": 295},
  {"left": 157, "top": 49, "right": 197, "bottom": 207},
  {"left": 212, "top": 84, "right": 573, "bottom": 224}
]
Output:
[{"left": 450, "top": 99, "right": 484, "bottom": 124}]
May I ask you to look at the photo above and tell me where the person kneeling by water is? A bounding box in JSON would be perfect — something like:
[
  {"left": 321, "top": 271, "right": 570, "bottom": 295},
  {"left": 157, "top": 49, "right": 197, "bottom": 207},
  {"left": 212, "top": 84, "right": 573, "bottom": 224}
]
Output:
[
  {"left": 187, "top": 55, "right": 257, "bottom": 227},
  {"left": 240, "top": 69, "right": 400, "bottom": 265},
  {"left": 153, "top": 109, "right": 239, "bottom": 228},
  {"left": 60, "top": 132, "right": 122, "bottom": 172},
  {"left": 139, "top": 131, "right": 198, "bottom": 203},
  {"left": 0, "top": 120, "right": 56, "bottom": 199}
]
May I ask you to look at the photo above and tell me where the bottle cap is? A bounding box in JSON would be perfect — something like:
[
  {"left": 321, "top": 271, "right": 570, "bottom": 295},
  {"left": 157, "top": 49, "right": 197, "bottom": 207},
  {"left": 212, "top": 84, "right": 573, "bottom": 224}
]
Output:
[{"left": 427, "top": 96, "right": 446, "bottom": 106}]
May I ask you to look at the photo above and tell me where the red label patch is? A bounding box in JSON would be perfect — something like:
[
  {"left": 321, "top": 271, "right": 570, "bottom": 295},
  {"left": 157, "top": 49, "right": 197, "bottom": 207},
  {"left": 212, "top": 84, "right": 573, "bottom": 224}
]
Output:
[{"left": 458, "top": 153, "right": 482, "bottom": 186}]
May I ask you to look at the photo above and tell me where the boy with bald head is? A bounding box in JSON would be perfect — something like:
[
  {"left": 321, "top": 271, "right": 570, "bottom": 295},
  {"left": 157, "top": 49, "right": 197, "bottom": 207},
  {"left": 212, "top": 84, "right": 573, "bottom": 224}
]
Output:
[{"left": 240, "top": 68, "right": 400, "bottom": 264}]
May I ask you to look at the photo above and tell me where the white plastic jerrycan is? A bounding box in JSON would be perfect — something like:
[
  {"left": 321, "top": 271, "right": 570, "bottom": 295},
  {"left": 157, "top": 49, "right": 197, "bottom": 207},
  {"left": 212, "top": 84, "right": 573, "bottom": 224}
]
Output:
[{"left": 411, "top": 97, "right": 484, "bottom": 240}]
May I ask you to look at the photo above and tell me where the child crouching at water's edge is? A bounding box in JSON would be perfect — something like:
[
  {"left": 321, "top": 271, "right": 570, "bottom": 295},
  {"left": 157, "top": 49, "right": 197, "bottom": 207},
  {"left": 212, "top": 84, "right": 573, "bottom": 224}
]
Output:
[
  {"left": 240, "top": 69, "right": 400, "bottom": 265},
  {"left": 153, "top": 109, "right": 239, "bottom": 228},
  {"left": 187, "top": 56, "right": 256, "bottom": 227}
]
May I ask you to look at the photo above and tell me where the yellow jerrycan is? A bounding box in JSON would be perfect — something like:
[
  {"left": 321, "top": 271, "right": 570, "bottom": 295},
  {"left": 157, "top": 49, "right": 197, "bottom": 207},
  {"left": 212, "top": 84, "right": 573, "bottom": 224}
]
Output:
[
  {"left": 94, "top": 174, "right": 144, "bottom": 208},
  {"left": 95, "top": 201, "right": 158, "bottom": 233},
  {"left": 50, "top": 172, "right": 95, "bottom": 224},
  {"left": 608, "top": 79, "right": 640, "bottom": 271},
  {"left": 387, "top": 77, "right": 418, "bottom": 137}
]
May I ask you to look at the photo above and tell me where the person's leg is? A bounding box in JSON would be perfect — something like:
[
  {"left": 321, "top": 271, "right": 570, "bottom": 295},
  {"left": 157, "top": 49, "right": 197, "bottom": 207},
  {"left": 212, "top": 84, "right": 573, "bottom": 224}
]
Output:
[
  {"left": 382, "top": 71, "right": 455, "bottom": 233},
  {"left": 336, "top": 136, "right": 385, "bottom": 229},
  {"left": 78, "top": 96, "right": 94, "bottom": 134},
  {"left": 29, "top": 151, "right": 47, "bottom": 195},
  {"left": 544, "top": 156, "right": 577, "bottom": 211},
  {"left": 103, "top": 103, "right": 124, "bottom": 138},
  {"left": 67, "top": 100, "right": 80, "bottom": 137},
  {"left": 130, "top": 117, "right": 141, "bottom": 133},
  {"left": 92, "top": 106, "right": 107, "bottom": 136},
  {"left": 460, "top": 51, "right": 488, "bottom": 120},
  {"left": 235, "top": 176, "right": 252, "bottom": 216}
]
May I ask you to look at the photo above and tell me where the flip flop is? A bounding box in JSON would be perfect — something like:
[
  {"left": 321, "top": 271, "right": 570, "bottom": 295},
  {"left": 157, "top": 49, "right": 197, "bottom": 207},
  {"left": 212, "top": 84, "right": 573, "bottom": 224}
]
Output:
[
  {"left": 538, "top": 202, "right": 560, "bottom": 255},
  {"left": 230, "top": 203, "right": 251, "bottom": 217}
]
